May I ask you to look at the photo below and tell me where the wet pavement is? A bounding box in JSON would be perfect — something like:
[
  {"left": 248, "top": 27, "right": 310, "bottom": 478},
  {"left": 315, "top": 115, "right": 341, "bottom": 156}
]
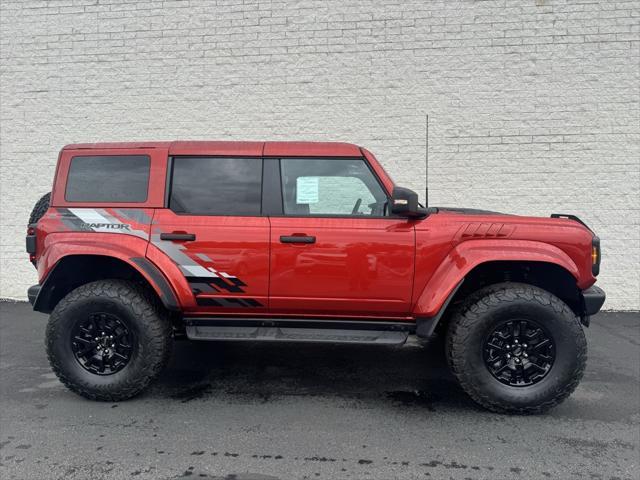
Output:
[{"left": 0, "top": 302, "right": 638, "bottom": 479}]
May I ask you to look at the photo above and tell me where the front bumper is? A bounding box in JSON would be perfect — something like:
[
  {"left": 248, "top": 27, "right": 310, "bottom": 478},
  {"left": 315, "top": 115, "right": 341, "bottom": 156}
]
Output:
[
  {"left": 579, "top": 285, "right": 605, "bottom": 326},
  {"left": 582, "top": 285, "right": 606, "bottom": 316},
  {"left": 27, "top": 284, "right": 40, "bottom": 306}
]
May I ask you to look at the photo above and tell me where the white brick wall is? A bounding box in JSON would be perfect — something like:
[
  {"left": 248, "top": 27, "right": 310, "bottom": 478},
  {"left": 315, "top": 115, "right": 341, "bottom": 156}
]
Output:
[{"left": 1, "top": 0, "right": 638, "bottom": 310}]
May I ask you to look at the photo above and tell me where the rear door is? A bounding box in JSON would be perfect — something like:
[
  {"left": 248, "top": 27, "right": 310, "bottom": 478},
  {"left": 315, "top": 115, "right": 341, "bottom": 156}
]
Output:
[
  {"left": 150, "top": 156, "right": 270, "bottom": 314},
  {"left": 267, "top": 157, "right": 415, "bottom": 318}
]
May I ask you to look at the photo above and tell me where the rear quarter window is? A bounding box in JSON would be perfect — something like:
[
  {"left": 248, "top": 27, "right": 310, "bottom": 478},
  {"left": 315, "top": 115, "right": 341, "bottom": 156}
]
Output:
[{"left": 65, "top": 155, "right": 151, "bottom": 203}]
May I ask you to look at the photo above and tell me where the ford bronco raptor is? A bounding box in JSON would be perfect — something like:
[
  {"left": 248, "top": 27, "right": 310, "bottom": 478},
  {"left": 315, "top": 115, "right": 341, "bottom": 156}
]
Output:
[{"left": 26, "top": 141, "right": 605, "bottom": 413}]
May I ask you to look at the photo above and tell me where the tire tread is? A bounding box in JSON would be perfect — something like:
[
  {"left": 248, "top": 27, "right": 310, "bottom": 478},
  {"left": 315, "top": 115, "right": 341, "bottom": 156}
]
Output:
[
  {"left": 446, "top": 282, "right": 587, "bottom": 414},
  {"left": 46, "top": 279, "right": 172, "bottom": 401}
]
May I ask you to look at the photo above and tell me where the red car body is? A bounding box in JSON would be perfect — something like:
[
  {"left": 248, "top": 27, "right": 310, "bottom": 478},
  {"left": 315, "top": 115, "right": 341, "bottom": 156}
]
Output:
[{"left": 28, "top": 141, "right": 603, "bottom": 328}]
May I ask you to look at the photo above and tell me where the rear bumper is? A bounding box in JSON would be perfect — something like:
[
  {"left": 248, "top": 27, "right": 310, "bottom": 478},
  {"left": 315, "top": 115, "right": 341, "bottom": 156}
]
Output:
[
  {"left": 27, "top": 284, "right": 40, "bottom": 306},
  {"left": 581, "top": 285, "right": 606, "bottom": 316}
]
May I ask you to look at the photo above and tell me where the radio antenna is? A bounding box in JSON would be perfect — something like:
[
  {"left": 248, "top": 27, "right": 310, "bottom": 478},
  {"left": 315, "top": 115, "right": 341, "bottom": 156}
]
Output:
[{"left": 425, "top": 114, "right": 429, "bottom": 208}]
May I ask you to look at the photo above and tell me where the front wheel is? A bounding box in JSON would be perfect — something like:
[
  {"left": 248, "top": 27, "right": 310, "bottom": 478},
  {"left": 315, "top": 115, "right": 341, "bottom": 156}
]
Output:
[
  {"left": 46, "top": 280, "right": 173, "bottom": 401},
  {"left": 446, "top": 282, "right": 587, "bottom": 414}
]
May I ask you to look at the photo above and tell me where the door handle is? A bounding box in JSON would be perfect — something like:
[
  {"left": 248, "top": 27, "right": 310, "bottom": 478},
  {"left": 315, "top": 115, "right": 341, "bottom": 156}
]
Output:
[
  {"left": 280, "top": 235, "right": 316, "bottom": 244},
  {"left": 160, "top": 232, "right": 196, "bottom": 242}
]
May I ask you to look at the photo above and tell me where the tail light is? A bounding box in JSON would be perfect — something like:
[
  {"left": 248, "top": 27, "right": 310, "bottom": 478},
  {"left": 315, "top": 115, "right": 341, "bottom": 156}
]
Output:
[{"left": 26, "top": 223, "right": 37, "bottom": 266}]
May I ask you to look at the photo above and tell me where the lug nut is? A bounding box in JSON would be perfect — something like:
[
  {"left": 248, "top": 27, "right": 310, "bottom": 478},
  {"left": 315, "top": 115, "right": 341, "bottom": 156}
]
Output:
[
  {"left": 515, "top": 358, "right": 520, "bottom": 363},
  {"left": 506, "top": 353, "right": 511, "bottom": 358},
  {"left": 523, "top": 353, "right": 528, "bottom": 358},
  {"left": 514, "top": 339, "right": 519, "bottom": 344}
]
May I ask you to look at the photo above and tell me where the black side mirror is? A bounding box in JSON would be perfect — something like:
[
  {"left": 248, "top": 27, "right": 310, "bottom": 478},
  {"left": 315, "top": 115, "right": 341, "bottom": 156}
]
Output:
[{"left": 390, "top": 187, "right": 427, "bottom": 218}]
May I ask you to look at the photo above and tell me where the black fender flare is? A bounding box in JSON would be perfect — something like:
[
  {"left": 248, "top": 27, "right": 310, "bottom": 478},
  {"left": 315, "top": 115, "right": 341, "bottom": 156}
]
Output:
[
  {"left": 415, "top": 280, "right": 463, "bottom": 338},
  {"left": 130, "top": 257, "right": 180, "bottom": 311},
  {"left": 31, "top": 256, "right": 179, "bottom": 314}
]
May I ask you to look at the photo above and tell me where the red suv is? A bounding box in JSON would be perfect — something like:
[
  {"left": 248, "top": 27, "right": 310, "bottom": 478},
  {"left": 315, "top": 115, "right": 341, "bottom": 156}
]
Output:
[{"left": 26, "top": 141, "right": 605, "bottom": 413}]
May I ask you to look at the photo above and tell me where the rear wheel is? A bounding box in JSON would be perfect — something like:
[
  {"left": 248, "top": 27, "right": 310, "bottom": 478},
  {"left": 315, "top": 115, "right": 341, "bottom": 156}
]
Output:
[
  {"left": 446, "top": 282, "right": 587, "bottom": 414},
  {"left": 46, "top": 280, "right": 172, "bottom": 401}
]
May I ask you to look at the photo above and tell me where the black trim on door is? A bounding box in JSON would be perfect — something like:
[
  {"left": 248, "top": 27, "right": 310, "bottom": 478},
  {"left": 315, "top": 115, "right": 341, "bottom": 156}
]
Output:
[
  {"left": 164, "top": 156, "right": 174, "bottom": 208},
  {"left": 261, "top": 158, "right": 284, "bottom": 215},
  {"left": 280, "top": 235, "right": 316, "bottom": 244},
  {"left": 160, "top": 232, "right": 196, "bottom": 241}
]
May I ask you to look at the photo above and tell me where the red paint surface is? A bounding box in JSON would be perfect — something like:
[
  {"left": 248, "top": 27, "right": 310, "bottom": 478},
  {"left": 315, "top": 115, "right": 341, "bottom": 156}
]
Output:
[
  {"left": 32, "top": 141, "right": 599, "bottom": 321},
  {"left": 269, "top": 217, "right": 415, "bottom": 317},
  {"left": 151, "top": 210, "right": 270, "bottom": 314}
]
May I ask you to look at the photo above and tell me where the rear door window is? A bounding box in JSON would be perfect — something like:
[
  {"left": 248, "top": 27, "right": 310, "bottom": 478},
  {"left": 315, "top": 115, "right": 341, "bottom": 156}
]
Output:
[
  {"left": 169, "top": 157, "right": 262, "bottom": 216},
  {"left": 65, "top": 155, "right": 150, "bottom": 202}
]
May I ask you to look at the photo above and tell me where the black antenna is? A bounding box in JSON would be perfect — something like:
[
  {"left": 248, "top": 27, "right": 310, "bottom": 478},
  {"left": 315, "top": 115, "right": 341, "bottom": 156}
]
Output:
[{"left": 425, "top": 114, "right": 429, "bottom": 208}]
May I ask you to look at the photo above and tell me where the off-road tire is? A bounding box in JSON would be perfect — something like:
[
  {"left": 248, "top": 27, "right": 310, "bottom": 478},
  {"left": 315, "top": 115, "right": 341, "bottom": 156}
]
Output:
[
  {"left": 46, "top": 280, "right": 173, "bottom": 401},
  {"left": 446, "top": 282, "right": 587, "bottom": 414},
  {"left": 28, "top": 192, "right": 51, "bottom": 225}
]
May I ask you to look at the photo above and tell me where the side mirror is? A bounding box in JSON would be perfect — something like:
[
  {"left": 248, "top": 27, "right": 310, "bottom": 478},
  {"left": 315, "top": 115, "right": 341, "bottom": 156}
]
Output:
[{"left": 390, "top": 187, "right": 427, "bottom": 218}]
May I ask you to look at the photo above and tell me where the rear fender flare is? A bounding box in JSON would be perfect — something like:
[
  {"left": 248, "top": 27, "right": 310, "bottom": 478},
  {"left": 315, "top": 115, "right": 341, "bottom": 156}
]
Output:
[
  {"left": 412, "top": 239, "right": 579, "bottom": 318},
  {"left": 35, "top": 236, "right": 179, "bottom": 312}
]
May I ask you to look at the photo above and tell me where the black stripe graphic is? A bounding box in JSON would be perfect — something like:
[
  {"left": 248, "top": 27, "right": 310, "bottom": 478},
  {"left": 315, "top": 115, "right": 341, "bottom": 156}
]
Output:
[
  {"left": 190, "top": 282, "right": 219, "bottom": 295},
  {"left": 225, "top": 277, "right": 247, "bottom": 288},
  {"left": 196, "top": 297, "right": 263, "bottom": 308},
  {"left": 209, "top": 277, "right": 245, "bottom": 293},
  {"left": 196, "top": 298, "right": 223, "bottom": 307},
  {"left": 185, "top": 276, "right": 246, "bottom": 293}
]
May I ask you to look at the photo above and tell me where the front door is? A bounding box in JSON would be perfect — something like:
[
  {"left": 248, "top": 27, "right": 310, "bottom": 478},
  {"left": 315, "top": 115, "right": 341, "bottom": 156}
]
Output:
[
  {"left": 268, "top": 157, "right": 415, "bottom": 318},
  {"left": 151, "top": 156, "right": 269, "bottom": 314}
]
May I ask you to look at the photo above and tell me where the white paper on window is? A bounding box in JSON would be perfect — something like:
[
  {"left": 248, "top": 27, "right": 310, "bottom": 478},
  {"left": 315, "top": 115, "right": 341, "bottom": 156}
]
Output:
[{"left": 296, "top": 176, "right": 319, "bottom": 204}]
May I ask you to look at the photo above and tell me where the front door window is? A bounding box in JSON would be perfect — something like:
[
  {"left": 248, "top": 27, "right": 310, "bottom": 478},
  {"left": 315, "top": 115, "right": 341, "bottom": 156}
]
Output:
[{"left": 280, "top": 158, "right": 388, "bottom": 217}]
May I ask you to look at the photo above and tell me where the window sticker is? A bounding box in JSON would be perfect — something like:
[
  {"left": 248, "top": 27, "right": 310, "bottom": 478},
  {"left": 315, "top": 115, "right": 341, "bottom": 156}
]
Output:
[{"left": 296, "top": 176, "right": 319, "bottom": 204}]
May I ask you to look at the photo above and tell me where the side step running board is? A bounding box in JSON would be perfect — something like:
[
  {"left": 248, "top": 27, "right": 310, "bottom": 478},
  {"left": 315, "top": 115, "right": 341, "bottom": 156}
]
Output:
[{"left": 186, "top": 325, "right": 409, "bottom": 345}]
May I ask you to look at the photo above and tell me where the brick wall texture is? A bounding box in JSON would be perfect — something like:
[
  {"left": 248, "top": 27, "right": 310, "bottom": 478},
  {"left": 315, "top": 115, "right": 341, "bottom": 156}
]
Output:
[{"left": 1, "top": 0, "right": 638, "bottom": 309}]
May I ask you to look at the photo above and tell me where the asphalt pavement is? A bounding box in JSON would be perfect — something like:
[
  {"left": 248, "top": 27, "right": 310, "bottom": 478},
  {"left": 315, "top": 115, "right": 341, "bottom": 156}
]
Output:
[{"left": 0, "top": 302, "right": 638, "bottom": 480}]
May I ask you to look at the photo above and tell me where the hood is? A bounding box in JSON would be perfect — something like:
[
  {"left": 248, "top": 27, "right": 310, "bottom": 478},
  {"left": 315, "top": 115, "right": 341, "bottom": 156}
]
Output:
[
  {"left": 433, "top": 208, "right": 595, "bottom": 237},
  {"left": 433, "top": 207, "right": 511, "bottom": 216}
]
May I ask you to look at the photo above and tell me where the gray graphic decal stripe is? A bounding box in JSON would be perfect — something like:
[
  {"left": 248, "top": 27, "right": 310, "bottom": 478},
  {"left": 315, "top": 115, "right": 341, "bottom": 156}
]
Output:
[
  {"left": 114, "top": 208, "right": 152, "bottom": 225},
  {"left": 57, "top": 208, "right": 90, "bottom": 231},
  {"left": 93, "top": 208, "right": 149, "bottom": 239},
  {"left": 60, "top": 208, "right": 149, "bottom": 239},
  {"left": 150, "top": 233, "right": 214, "bottom": 278},
  {"left": 150, "top": 231, "right": 248, "bottom": 295}
]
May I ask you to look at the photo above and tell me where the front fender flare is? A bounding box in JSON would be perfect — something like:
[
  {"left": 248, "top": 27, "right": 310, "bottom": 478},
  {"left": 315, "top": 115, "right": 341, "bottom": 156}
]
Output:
[{"left": 412, "top": 239, "right": 580, "bottom": 319}]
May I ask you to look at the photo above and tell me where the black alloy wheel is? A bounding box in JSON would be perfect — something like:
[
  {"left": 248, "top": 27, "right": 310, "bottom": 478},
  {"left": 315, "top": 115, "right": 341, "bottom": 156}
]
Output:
[
  {"left": 483, "top": 319, "right": 555, "bottom": 387},
  {"left": 446, "top": 282, "right": 587, "bottom": 413},
  {"left": 71, "top": 312, "right": 135, "bottom": 375}
]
